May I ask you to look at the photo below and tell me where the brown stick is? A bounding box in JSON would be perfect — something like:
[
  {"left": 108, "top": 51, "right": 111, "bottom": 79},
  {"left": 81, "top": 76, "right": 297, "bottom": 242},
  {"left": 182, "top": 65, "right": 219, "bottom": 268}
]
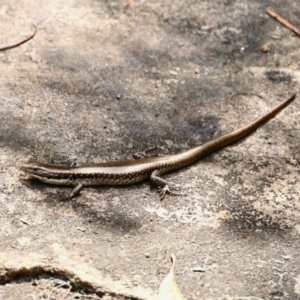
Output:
[
  {"left": 266, "top": 7, "right": 300, "bottom": 37},
  {"left": 0, "top": 25, "right": 37, "bottom": 52}
]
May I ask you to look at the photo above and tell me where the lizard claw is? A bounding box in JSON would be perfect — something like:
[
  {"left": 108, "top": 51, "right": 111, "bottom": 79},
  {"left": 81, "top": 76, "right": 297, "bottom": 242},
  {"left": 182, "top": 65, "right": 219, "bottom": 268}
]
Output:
[
  {"left": 59, "top": 192, "right": 71, "bottom": 201},
  {"left": 158, "top": 185, "right": 185, "bottom": 201},
  {"left": 59, "top": 184, "right": 83, "bottom": 201}
]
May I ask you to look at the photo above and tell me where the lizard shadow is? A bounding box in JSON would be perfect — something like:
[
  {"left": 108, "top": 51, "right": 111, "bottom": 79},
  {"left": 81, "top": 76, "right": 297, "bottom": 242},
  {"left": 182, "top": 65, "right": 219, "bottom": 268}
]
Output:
[{"left": 22, "top": 178, "right": 143, "bottom": 233}]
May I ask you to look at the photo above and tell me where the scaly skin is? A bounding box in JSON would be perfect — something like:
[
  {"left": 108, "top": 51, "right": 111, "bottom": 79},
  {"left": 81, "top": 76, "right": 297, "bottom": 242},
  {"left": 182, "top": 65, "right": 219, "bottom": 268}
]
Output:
[{"left": 21, "top": 94, "right": 296, "bottom": 200}]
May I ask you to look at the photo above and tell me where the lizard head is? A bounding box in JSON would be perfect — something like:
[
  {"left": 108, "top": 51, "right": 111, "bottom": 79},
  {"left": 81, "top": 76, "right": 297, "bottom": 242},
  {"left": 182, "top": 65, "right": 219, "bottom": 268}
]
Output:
[
  {"left": 20, "top": 160, "right": 71, "bottom": 179},
  {"left": 20, "top": 160, "right": 52, "bottom": 177}
]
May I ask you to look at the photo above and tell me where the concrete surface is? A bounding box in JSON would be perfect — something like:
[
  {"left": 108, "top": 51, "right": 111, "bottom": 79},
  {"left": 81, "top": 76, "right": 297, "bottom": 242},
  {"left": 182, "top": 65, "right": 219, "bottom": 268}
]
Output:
[{"left": 0, "top": 0, "right": 299, "bottom": 299}]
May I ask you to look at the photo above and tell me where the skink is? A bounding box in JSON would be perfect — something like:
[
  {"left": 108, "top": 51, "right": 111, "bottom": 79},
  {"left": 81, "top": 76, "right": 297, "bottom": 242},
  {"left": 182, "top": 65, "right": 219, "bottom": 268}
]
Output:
[{"left": 21, "top": 94, "right": 296, "bottom": 200}]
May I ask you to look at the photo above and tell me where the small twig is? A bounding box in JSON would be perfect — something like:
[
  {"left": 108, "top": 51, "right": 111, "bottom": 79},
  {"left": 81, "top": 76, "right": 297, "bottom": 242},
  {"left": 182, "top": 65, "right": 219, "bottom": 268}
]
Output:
[
  {"left": 47, "top": 282, "right": 71, "bottom": 300},
  {"left": 79, "top": 294, "right": 102, "bottom": 299},
  {"left": 64, "top": 284, "right": 72, "bottom": 299},
  {"left": 213, "top": 298, "right": 264, "bottom": 300},
  {"left": 0, "top": 25, "right": 37, "bottom": 52},
  {"left": 266, "top": 7, "right": 300, "bottom": 37},
  {"left": 6, "top": 283, "right": 15, "bottom": 293}
]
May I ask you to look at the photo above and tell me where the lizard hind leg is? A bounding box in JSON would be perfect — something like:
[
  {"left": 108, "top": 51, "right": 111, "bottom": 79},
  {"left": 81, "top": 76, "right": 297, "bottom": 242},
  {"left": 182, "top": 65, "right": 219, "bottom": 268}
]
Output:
[{"left": 150, "top": 170, "right": 184, "bottom": 201}]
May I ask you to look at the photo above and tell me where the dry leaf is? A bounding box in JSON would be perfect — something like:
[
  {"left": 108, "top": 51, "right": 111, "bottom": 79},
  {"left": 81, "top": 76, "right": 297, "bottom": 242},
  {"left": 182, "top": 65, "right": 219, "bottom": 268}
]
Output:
[
  {"left": 260, "top": 43, "right": 270, "bottom": 52},
  {"left": 158, "top": 254, "right": 185, "bottom": 300}
]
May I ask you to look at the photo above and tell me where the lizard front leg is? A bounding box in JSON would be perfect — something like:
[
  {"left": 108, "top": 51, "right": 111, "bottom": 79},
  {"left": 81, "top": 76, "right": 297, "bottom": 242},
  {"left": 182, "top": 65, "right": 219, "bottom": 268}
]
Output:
[
  {"left": 59, "top": 183, "right": 84, "bottom": 201},
  {"left": 132, "top": 146, "right": 158, "bottom": 159}
]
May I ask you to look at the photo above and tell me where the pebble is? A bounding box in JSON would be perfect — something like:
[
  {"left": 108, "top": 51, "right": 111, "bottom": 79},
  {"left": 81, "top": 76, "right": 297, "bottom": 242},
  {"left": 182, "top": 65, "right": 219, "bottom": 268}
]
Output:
[{"left": 169, "top": 70, "right": 178, "bottom": 76}]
